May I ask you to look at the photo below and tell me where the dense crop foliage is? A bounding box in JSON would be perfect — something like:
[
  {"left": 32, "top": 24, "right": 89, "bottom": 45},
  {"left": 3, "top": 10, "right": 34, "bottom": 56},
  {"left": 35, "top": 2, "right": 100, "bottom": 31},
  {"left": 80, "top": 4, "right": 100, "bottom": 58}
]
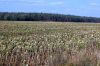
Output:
[
  {"left": 0, "top": 12, "right": 100, "bottom": 22},
  {"left": 0, "top": 21, "right": 100, "bottom": 66}
]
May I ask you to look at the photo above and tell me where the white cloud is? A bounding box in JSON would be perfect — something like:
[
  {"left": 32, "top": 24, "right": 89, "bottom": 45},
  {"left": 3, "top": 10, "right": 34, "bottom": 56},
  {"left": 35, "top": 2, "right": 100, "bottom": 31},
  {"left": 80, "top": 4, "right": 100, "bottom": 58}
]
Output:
[
  {"left": 0, "top": 0, "right": 45, "bottom": 3},
  {"left": 50, "top": 1, "right": 64, "bottom": 5},
  {"left": 0, "top": 0, "right": 64, "bottom": 6},
  {"left": 89, "top": 3, "right": 99, "bottom": 6},
  {"left": 27, "top": 1, "right": 64, "bottom": 6}
]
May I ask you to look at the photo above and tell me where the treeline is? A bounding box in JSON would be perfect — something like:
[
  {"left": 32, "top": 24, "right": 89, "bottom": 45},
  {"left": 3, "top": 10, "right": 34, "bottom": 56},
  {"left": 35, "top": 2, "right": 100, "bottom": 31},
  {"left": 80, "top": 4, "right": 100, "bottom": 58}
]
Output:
[{"left": 0, "top": 12, "right": 100, "bottom": 22}]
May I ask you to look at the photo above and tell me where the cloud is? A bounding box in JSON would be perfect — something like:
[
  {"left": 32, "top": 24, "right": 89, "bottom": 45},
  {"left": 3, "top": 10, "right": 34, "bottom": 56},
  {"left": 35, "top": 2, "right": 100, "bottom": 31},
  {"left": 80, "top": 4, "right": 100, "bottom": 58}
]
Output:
[
  {"left": 89, "top": 3, "right": 99, "bottom": 6},
  {"left": 0, "top": 0, "right": 45, "bottom": 3},
  {"left": 0, "top": 0, "right": 64, "bottom": 6},
  {"left": 50, "top": 1, "right": 64, "bottom": 5},
  {"left": 28, "top": 1, "right": 64, "bottom": 6}
]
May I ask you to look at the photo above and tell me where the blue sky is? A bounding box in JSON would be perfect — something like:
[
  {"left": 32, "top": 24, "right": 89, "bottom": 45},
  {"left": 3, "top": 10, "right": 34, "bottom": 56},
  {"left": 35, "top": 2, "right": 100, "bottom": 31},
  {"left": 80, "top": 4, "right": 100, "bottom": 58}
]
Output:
[{"left": 0, "top": 0, "right": 100, "bottom": 17}]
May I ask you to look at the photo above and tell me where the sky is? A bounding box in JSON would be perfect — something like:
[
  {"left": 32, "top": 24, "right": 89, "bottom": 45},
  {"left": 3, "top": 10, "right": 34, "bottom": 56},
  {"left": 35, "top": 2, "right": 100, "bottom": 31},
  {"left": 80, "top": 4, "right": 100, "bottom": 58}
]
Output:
[{"left": 0, "top": 0, "right": 100, "bottom": 17}]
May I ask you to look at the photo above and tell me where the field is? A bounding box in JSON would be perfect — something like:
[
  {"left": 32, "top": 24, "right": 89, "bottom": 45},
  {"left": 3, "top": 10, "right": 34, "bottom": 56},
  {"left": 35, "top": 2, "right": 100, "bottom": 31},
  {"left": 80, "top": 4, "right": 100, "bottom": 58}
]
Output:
[{"left": 0, "top": 21, "right": 100, "bottom": 66}]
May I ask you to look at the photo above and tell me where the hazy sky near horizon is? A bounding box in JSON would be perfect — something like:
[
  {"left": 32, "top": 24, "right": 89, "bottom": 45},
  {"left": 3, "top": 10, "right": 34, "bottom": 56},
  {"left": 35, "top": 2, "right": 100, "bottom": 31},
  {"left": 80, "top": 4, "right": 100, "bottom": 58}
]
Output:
[{"left": 0, "top": 0, "right": 100, "bottom": 17}]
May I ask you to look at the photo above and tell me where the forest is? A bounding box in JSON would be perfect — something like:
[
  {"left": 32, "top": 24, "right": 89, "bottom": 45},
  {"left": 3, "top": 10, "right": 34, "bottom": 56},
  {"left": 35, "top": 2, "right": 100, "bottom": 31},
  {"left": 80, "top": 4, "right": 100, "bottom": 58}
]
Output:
[{"left": 0, "top": 12, "right": 100, "bottom": 22}]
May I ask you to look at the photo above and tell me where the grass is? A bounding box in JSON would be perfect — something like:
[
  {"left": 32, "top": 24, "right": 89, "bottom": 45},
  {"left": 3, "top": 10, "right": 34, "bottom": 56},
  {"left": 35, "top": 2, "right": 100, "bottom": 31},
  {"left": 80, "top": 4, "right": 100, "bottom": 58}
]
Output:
[{"left": 0, "top": 21, "right": 100, "bottom": 66}]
